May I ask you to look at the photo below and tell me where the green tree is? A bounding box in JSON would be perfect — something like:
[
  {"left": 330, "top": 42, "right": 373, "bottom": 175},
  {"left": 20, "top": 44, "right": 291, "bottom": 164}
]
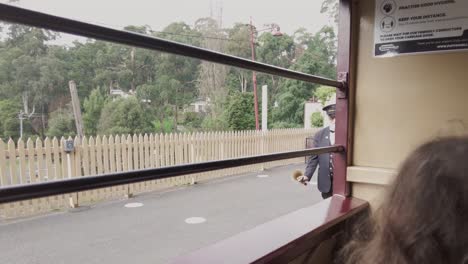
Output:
[
  {"left": 0, "top": 99, "right": 22, "bottom": 139},
  {"left": 183, "top": 112, "right": 204, "bottom": 131},
  {"left": 35, "top": 47, "right": 69, "bottom": 112},
  {"left": 314, "top": 86, "right": 336, "bottom": 105},
  {"left": 155, "top": 22, "right": 202, "bottom": 124},
  {"left": 321, "top": 0, "right": 339, "bottom": 23},
  {"left": 67, "top": 28, "right": 158, "bottom": 98},
  {"left": 196, "top": 19, "right": 228, "bottom": 120},
  {"left": 225, "top": 92, "right": 255, "bottom": 130},
  {"left": 46, "top": 107, "right": 76, "bottom": 138},
  {"left": 194, "top": 18, "right": 228, "bottom": 124},
  {"left": 293, "top": 28, "right": 313, "bottom": 59},
  {"left": 272, "top": 90, "right": 305, "bottom": 125},
  {"left": 272, "top": 26, "right": 337, "bottom": 126},
  {"left": 97, "top": 97, "right": 152, "bottom": 135},
  {"left": 311, "top": 112, "right": 324, "bottom": 128},
  {"left": 83, "top": 87, "right": 107, "bottom": 136},
  {"left": 67, "top": 40, "right": 107, "bottom": 99},
  {"left": 256, "top": 31, "right": 296, "bottom": 106},
  {"left": 225, "top": 23, "right": 252, "bottom": 93},
  {"left": 5, "top": 25, "right": 55, "bottom": 56},
  {"left": 124, "top": 25, "right": 160, "bottom": 91},
  {"left": 136, "top": 75, "right": 179, "bottom": 127},
  {"left": 152, "top": 119, "right": 175, "bottom": 134},
  {"left": 93, "top": 42, "right": 133, "bottom": 91},
  {"left": 0, "top": 18, "right": 342, "bottom": 137},
  {"left": 226, "top": 23, "right": 251, "bottom": 58},
  {"left": 0, "top": 24, "right": 66, "bottom": 136},
  {"left": 257, "top": 32, "right": 295, "bottom": 69},
  {"left": 200, "top": 115, "right": 228, "bottom": 131}
]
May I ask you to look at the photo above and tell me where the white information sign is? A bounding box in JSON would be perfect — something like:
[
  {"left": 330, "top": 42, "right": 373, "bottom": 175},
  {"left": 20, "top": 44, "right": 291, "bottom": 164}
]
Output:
[{"left": 374, "top": 0, "right": 468, "bottom": 57}]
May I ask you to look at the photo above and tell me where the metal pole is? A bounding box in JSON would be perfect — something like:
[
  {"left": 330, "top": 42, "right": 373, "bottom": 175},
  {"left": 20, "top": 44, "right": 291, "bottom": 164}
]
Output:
[
  {"left": 249, "top": 17, "right": 260, "bottom": 130},
  {"left": 0, "top": 146, "right": 344, "bottom": 204},
  {"left": 261, "top": 85, "right": 268, "bottom": 171}
]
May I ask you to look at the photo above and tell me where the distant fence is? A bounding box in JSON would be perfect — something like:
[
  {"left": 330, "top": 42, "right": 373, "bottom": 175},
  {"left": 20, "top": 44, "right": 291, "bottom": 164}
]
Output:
[{"left": 0, "top": 128, "right": 316, "bottom": 218}]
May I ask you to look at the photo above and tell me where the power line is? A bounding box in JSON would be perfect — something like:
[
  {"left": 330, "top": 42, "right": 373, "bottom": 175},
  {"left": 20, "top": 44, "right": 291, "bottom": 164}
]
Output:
[
  {"left": 78, "top": 16, "right": 248, "bottom": 43},
  {"left": 149, "top": 30, "right": 245, "bottom": 43},
  {"left": 65, "top": 16, "right": 248, "bottom": 44},
  {"left": 45, "top": 14, "right": 246, "bottom": 44},
  {"left": 2, "top": 6, "right": 253, "bottom": 45},
  {"left": 4, "top": 3, "right": 279, "bottom": 46}
]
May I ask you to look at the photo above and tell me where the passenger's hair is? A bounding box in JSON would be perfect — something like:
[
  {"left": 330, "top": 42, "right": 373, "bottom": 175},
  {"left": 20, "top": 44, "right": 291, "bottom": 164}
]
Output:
[{"left": 342, "top": 137, "right": 468, "bottom": 264}]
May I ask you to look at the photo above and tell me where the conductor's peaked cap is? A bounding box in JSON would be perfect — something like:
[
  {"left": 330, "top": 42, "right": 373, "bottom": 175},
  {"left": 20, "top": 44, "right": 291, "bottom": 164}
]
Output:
[{"left": 322, "top": 97, "right": 336, "bottom": 112}]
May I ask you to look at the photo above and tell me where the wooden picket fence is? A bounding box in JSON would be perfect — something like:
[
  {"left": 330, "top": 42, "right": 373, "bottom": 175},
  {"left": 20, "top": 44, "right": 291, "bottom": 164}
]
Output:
[{"left": 0, "top": 128, "right": 316, "bottom": 219}]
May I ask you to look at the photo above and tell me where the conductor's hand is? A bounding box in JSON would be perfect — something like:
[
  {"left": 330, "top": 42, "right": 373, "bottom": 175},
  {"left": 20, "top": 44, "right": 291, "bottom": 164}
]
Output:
[
  {"left": 292, "top": 170, "right": 308, "bottom": 186},
  {"left": 298, "top": 176, "right": 309, "bottom": 185}
]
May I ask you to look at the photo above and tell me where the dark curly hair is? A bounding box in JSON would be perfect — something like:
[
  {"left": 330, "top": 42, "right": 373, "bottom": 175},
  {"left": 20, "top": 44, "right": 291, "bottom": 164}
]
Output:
[{"left": 342, "top": 137, "right": 468, "bottom": 264}]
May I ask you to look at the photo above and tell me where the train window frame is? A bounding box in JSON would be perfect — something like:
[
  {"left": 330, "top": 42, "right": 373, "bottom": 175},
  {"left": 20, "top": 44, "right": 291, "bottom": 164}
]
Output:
[{"left": 0, "top": 0, "right": 352, "bottom": 203}]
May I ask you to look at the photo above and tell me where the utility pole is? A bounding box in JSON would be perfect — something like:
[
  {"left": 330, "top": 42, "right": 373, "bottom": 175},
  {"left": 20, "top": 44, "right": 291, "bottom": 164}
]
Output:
[
  {"left": 249, "top": 17, "right": 260, "bottom": 130},
  {"left": 18, "top": 103, "right": 35, "bottom": 138},
  {"left": 69, "top": 81, "right": 84, "bottom": 138},
  {"left": 262, "top": 85, "right": 268, "bottom": 131},
  {"left": 130, "top": 48, "right": 135, "bottom": 91}
]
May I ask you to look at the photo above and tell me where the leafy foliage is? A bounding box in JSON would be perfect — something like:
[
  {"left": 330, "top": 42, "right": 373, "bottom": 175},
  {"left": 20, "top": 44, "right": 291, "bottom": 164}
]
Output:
[
  {"left": 0, "top": 1, "right": 337, "bottom": 137},
  {"left": 225, "top": 92, "right": 255, "bottom": 130},
  {"left": 83, "top": 87, "right": 107, "bottom": 135},
  {"left": 183, "top": 112, "right": 205, "bottom": 131},
  {"left": 272, "top": 26, "right": 337, "bottom": 126},
  {"left": 321, "top": 0, "right": 339, "bottom": 24},
  {"left": 311, "top": 112, "right": 324, "bottom": 128},
  {"left": 97, "top": 97, "right": 152, "bottom": 135},
  {"left": 46, "top": 107, "right": 76, "bottom": 138},
  {"left": 314, "top": 86, "right": 336, "bottom": 105},
  {"left": 0, "top": 99, "right": 23, "bottom": 139},
  {"left": 152, "top": 119, "right": 175, "bottom": 134}
]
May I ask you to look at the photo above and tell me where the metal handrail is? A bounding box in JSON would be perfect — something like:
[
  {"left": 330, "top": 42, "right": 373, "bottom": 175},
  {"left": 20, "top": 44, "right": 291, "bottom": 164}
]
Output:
[
  {"left": 0, "top": 146, "right": 343, "bottom": 204},
  {"left": 0, "top": 3, "right": 343, "bottom": 89}
]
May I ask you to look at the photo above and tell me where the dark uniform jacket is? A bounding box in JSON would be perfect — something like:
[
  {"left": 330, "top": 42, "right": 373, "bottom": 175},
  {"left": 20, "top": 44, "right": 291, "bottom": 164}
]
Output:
[{"left": 304, "top": 127, "right": 333, "bottom": 193}]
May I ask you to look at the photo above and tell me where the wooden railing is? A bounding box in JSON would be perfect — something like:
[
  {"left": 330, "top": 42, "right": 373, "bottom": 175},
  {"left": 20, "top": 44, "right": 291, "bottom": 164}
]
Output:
[{"left": 0, "top": 128, "right": 316, "bottom": 218}]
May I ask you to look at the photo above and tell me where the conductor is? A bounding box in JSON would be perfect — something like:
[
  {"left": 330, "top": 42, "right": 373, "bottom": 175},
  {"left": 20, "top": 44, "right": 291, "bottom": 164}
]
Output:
[{"left": 300, "top": 99, "right": 336, "bottom": 199}]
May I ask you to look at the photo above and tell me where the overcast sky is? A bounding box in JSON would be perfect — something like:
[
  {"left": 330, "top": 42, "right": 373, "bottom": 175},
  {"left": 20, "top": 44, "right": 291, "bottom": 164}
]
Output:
[{"left": 3, "top": 0, "right": 332, "bottom": 44}]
